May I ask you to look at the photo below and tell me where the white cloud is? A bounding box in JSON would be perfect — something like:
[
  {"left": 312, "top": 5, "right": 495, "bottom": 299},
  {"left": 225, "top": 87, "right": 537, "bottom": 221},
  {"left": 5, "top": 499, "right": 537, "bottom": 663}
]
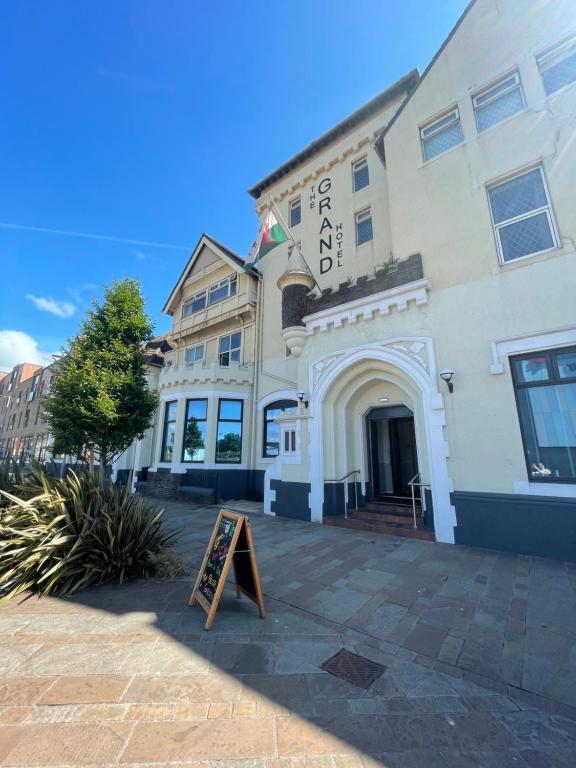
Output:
[
  {"left": 26, "top": 294, "right": 76, "bottom": 318},
  {"left": 135, "top": 250, "right": 150, "bottom": 260},
  {"left": 0, "top": 331, "right": 55, "bottom": 371},
  {"left": 67, "top": 283, "right": 97, "bottom": 304}
]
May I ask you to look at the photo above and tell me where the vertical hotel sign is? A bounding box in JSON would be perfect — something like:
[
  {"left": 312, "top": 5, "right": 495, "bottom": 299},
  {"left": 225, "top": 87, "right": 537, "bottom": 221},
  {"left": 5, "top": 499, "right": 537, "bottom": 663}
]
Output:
[{"left": 309, "top": 178, "right": 344, "bottom": 275}]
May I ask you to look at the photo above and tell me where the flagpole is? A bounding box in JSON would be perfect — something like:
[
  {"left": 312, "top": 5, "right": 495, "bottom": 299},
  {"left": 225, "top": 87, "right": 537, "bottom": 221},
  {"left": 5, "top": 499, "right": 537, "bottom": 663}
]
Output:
[{"left": 266, "top": 193, "right": 320, "bottom": 288}]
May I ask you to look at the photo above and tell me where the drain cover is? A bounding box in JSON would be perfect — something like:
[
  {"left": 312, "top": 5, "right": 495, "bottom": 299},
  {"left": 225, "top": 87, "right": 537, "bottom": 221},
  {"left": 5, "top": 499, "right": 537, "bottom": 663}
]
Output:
[{"left": 320, "top": 648, "right": 386, "bottom": 689}]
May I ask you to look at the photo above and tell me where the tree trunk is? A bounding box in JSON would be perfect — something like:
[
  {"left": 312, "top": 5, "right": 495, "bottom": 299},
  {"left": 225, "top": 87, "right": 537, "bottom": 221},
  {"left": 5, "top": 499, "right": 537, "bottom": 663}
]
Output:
[{"left": 88, "top": 448, "right": 94, "bottom": 477}]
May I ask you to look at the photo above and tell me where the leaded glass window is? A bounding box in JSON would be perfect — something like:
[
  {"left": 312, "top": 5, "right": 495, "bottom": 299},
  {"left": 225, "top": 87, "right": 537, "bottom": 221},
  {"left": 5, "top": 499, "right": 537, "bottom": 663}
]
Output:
[{"left": 487, "top": 167, "right": 557, "bottom": 263}]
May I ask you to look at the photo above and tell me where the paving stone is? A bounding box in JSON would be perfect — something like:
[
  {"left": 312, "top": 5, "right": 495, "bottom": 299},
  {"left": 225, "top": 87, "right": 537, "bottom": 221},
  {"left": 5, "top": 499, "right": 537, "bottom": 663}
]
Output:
[
  {"left": 38, "top": 674, "right": 130, "bottom": 705},
  {"left": 520, "top": 747, "right": 576, "bottom": 766},
  {"left": 402, "top": 623, "right": 448, "bottom": 658},
  {"left": 123, "top": 674, "right": 242, "bottom": 703},
  {"left": 211, "top": 643, "right": 274, "bottom": 675},
  {"left": 0, "top": 708, "right": 32, "bottom": 725},
  {"left": 0, "top": 677, "right": 57, "bottom": 706},
  {"left": 0, "top": 722, "right": 131, "bottom": 765},
  {"left": 0, "top": 645, "right": 42, "bottom": 675},
  {"left": 498, "top": 710, "right": 576, "bottom": 748},
  {"left": 121, "top": 718, "right": 276, "bottom": 762}
]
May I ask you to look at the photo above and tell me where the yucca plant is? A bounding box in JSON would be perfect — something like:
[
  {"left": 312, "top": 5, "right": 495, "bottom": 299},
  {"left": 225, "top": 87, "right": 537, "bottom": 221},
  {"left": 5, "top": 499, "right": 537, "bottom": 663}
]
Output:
[{"left": 0, "top": 468, "right": 177, "bottom": 601}]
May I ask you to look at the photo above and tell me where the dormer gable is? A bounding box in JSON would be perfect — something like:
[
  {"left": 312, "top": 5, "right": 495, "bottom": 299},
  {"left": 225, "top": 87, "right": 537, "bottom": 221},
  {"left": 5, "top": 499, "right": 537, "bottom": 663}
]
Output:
[{"left": 162, "top": 233, "right": 257, "bottom": 316}]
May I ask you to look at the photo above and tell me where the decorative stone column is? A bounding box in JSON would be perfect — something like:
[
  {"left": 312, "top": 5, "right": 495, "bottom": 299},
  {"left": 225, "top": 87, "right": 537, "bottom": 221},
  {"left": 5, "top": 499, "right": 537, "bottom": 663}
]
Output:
[{"left": 277, "top": 248, "right": 315, "bottom": 357}]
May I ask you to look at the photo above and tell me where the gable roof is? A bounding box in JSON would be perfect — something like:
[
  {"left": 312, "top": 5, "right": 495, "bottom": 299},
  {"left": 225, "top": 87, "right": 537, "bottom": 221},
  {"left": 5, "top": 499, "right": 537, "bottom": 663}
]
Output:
[
  {"left": 374, "top": 0, "right": 478, "bottom": 163},
  {"left": 162, "top": 233, "right": 257, "bottom": 316},
  {"left": 248, "top": 69, "right": 420, "bottom": 200}
]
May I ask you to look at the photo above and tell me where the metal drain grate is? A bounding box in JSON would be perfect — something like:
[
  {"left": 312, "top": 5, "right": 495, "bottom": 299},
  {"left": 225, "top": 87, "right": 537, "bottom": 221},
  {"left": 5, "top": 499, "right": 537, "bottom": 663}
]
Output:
[{"left": 320, "top": 648, "right": 386, "bottom": 689}]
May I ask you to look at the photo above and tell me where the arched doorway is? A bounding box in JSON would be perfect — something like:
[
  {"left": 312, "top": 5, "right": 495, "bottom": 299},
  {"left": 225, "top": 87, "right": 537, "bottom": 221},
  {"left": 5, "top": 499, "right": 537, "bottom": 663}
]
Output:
[{"left": 308, "top": 339, "right": 456, "bottom": 543}]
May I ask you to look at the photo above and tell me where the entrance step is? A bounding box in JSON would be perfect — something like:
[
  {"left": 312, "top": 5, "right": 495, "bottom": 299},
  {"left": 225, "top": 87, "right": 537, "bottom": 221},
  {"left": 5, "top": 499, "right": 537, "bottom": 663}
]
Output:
[
  {"left": 352, "top": 509, "right": 423, "bottom": 526},
  {"left": 365, "top": 503, "right": 419, "bottom": 517},
  {"left": 324, "top": 515, "right": 436, "bottom": 541}
]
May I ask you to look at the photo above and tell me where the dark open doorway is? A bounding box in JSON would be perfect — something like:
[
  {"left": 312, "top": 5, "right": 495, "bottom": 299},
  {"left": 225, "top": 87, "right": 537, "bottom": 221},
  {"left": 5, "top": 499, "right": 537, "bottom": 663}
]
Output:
[{"left": 367, "top": 405, "right": 418, "bottom": 501}]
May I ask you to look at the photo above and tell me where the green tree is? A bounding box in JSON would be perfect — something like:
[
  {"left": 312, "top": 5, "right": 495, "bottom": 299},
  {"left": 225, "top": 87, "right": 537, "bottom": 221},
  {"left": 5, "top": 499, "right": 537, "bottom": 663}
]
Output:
[
  {"left": 43, "top": 279, "right": 158, "bottom": 480},
  {"left": 184, "top": 418, "right": 205, "bottom": 461}
]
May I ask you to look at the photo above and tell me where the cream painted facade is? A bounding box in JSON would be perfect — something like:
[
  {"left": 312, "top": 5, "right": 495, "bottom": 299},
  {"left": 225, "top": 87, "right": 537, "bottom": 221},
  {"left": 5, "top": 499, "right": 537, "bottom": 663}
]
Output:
[{"left": 132, "top": 0, "right": 576, "bottom": 560}]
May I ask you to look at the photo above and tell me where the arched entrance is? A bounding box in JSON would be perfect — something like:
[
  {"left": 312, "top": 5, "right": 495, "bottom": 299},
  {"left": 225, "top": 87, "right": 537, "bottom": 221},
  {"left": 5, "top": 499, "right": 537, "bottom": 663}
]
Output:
[
  {"left": 366, "top": 404, "right": 418, "bottom": 501},
  {"left": 308, "top": 339, "right": 456, "bottom": 543}
]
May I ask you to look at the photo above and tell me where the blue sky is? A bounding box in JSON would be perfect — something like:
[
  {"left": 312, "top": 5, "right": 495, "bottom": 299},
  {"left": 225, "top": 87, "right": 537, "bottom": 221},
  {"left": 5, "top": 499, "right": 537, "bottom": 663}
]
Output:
[{"left": 0, "top": 0, "right": 468, "bottom": 370}]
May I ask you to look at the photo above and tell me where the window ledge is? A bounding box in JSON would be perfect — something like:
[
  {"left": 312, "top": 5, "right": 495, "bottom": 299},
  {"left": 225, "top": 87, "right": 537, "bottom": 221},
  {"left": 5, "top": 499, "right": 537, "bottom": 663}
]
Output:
[{"left": 513, "top": 480, "right": 576, "bottom": 498}]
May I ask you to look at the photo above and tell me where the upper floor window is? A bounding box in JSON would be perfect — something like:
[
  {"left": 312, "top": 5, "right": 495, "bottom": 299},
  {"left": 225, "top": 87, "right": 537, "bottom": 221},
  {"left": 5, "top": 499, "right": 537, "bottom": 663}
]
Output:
[
  {"left": 28, "top": 372, "right": 41, "bottom": 402},
  {"left": 182, "top": 289, "right": 207, "bottom": 318},
  {"left": 355, "top": 208, "right": 373, "bottom": 246},
  {"left": 185, "top": 344, "right": 204, "bottom": 365},
  {"left": 209, "top": 275, "right": 237, "bottom": 306},
  {"left": 182, "top": 274, "right": 237, "bottom": 318},
  {"left": 160, "top": 401, "right": 177, "bottom": 462},
  {"left": 420, "top": 108, "right": 463, "bottom": 161},
  {"left": 511, "top": 345, "right": 576, "bottom": 482},
  {"left": 473, "top": 71, "right": 524, "bottom": 132},
  {"left": 352, "top": 157, "right": 369, "bottom": 191},
  {"left": 537, "top": 37, "right": 576, "bottom": 96},
  {"left": 219, "top": 331, "right": 241, "bottom": 366},
  {"left": 289, "top": 198, "right": 301, "bottom": 227},
  {"left": 263, "top": 399, "right": 298, "bottom": 457},
  {"left": 487, "top": 166, "right": 557, "bottom": 263}
]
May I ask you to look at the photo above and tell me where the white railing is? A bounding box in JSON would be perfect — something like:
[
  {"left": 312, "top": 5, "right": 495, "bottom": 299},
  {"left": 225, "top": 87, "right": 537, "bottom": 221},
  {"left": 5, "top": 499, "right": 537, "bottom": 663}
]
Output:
[
  {"left": 408, "top": 472, "right": 431, "bottom": 529},
  {"left": 325, "top": 469, "right": 360, "bottom": 519}
]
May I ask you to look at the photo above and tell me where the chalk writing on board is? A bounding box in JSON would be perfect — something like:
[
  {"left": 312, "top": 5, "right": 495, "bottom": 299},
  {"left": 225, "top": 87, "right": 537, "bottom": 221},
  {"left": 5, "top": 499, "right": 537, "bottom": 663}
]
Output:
[{"left": 198, "top": 517, "right": 237, "bottom": 605}]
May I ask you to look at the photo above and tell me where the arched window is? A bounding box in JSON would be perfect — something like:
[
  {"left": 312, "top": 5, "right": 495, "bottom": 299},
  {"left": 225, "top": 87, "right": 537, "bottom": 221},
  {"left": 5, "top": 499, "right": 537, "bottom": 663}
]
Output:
[{"left": 263, "top": 400, "right": 298, "bottom": 457}]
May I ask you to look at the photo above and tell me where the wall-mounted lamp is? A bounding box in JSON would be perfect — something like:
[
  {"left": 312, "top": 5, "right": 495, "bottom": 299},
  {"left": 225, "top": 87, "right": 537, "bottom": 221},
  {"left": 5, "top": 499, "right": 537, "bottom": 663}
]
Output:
[
  {"left": 378, "top": 397, "right": 389, "bottom": 403},
  {"left": 440, "top": 368, "right": 454, "bottom": 393},
  {"left": 296, "top": 391, "right": 309, "bottom": 409}
]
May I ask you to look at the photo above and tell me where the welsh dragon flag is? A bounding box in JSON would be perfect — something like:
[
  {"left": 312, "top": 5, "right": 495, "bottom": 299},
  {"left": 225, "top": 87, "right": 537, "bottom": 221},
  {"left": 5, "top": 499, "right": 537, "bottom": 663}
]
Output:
[{"left": 244, "top": 209, "right": 288, "bottom": 271}]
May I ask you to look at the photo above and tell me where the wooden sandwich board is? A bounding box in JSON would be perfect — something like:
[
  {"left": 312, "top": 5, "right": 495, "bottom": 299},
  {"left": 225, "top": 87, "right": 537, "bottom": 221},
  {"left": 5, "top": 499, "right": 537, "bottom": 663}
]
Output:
[{"left": 188, "top": 509, "right": 266, "bottom": 630}]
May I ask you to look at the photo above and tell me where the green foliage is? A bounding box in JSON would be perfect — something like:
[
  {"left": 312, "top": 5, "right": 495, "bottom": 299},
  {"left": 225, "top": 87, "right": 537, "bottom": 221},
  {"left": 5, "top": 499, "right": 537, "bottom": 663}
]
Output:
[
  {"left": 0, "top": 468, "right": 176, "bottom": 601},
  {"left": 43, "top": 278, "right": 158, "bottom": 470},
  {"left": 216, "top": 432, "right": 241, "bottom": 462},
  {"left": 183, "top": 418, "right": 205, "bottom": 461}
]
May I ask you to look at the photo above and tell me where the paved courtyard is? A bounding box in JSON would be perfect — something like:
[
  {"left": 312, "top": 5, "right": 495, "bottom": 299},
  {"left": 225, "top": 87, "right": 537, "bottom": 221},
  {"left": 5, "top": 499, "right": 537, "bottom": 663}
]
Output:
[{"left": 0, "top": 499, "right": 575, "bottom": 767}]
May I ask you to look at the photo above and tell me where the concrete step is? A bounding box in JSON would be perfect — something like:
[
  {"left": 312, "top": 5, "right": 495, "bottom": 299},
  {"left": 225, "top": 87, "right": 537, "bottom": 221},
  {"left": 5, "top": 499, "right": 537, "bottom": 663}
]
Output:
[{"left": 324, "top": 516, "right": 436, "bottom": 541}]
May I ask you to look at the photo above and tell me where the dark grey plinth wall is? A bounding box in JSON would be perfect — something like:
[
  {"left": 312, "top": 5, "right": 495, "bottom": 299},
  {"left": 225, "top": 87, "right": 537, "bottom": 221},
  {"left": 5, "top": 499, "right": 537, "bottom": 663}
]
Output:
[
  {"left": 452, "top": 491, "right": 576, "bottom": 562},
  {"left": 323, "top": 481, "right": 367, "bottom": 517},
  {"left": 141, "top": 468, "right": 262, "bottom": 503},
  {"left": 270, "top": 479, "right": 311, "bottom": 521}
]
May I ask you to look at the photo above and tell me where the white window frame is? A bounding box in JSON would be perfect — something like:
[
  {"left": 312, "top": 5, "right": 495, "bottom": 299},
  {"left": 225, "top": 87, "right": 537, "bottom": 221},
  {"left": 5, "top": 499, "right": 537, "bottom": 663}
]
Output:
[
  {"left": 208, "top": 274, "right": 237, "bottom": 306},
  {"left": 352, "top": 156, "right": 369, "bottom": 192},
  {"left": 355, "top": 207, "right": 373, "bottom": 246},
  {"left": 486, "top": 165, "right": 559, "bottom": 266},
  {"left": 182, "top": 274, "right": 237, "bottom": 318},
  {"left": 182, "top": 288, "right": 207, "bottom": 318},
  {"left": 537, "top": 35, "right": 576, "bottom": 96},
  {"left": 472, "top": 71, "right": 525, "bottom": 132},
  {"left": 420, "top": 108, "right": 463, "bottom": 162},
  {"left": 289, "top": 197, "right": 301, "bottom": 227},
  {"left": 281, "top": 426, "right": 297, "bottom": 455},
  {"left": 185, "top": 343, "right": 204, "bottom": 365},
  {"left": 218, "top": 331, "right": 242, "bottom": 367}
]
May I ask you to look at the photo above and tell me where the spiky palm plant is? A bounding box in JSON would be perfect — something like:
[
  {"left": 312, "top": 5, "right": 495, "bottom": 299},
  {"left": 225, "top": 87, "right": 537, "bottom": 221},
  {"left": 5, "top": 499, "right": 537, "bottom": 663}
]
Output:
[{"left": 0, "top": 469, "right": 177, "bottom": 601}]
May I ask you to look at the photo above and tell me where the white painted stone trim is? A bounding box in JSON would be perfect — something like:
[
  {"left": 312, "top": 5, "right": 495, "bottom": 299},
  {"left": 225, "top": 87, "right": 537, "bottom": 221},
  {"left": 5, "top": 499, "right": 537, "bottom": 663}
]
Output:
[
  {"left": 303, "top": 279, "right": 430, "bottom": 335},
  {"left": 257, "top": 389, "right": 298, "bottom": 411},
  {"left": 150, "top": 462, "right": 248, "bottom": 473},
  {"left": 308, "top": 339, "right": 456, "bottom": 543},
  {"left": 513, "top": 480, "right": 576, "bottom": 498},
  {"left": 490, "top": 324, "right": 576, "bottom": 374},
  {"left": 159, "top": 390, "right": 250, "bottom": 402}
]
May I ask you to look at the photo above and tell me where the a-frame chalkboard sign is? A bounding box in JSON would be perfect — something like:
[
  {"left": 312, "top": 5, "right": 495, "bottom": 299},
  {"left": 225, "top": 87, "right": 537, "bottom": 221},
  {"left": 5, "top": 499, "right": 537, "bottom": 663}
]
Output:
[{"left": 188, "top": 509, "right": 265, "bottom": 630}]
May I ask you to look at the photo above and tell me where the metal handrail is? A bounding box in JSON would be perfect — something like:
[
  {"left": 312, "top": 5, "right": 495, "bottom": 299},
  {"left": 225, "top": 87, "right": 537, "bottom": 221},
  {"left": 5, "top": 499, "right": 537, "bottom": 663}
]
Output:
[
  {"left": 407, "top": 472, "right": 431, "bottom": 529},
  {"left": 325, "top": 469, "right": 360, "bottom": 520}
]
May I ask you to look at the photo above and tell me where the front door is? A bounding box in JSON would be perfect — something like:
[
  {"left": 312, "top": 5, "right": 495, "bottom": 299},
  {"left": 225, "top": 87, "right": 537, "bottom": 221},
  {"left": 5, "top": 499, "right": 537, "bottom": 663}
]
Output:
[
  {"left": 367, "top": 406, "right": 419, "bottom": 500},
  {"left": 389, "top": 417, "right": 418, "bottom": 497}
]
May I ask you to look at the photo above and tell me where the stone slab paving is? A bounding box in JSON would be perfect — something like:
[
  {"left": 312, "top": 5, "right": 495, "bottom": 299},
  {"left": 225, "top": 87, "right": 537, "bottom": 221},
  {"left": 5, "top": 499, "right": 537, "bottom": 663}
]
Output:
[{"left": 0, "top": 500, "right": 574, "bottom": 766}]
